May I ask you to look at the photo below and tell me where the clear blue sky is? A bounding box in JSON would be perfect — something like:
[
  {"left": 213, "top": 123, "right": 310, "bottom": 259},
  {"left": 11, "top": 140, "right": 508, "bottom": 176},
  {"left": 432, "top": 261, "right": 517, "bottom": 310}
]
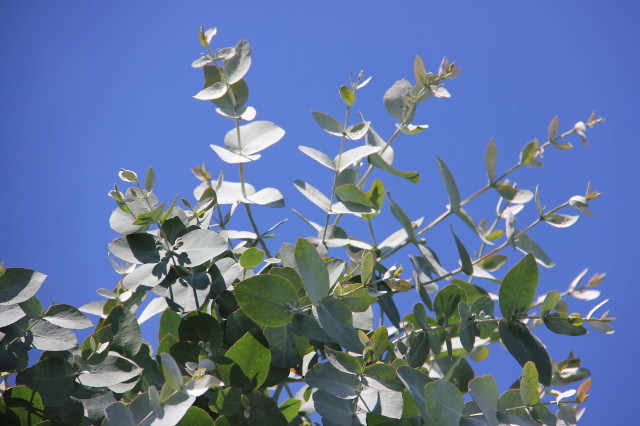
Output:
[{"left": 2, "top": 2, "right": 638, "bottom": 424}]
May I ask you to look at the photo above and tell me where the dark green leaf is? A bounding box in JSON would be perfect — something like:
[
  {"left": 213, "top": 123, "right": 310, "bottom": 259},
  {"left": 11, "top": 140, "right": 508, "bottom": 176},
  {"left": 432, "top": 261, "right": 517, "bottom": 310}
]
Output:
[
  {"left": 451, "top": 228, "right": 473, "bottom": 275},
  {"left": 313, "top": 297, "right": 364, "bottom": 353},
  {"left": 397, "top": 366, "right": 433, "bottom": 425},
  {"left": 499, "top": 319, "right": 552, "bottom": 386},
  {"left": 437, "top": 157, "right": 461, "bottom": 213},
  {"left": 499, "top": 253, "right": 538, "bottom": 320},
  {"left": 263, "top": 324, "right": 307, "bottom": 369},
  {"left": 543, "top": 313, "right": 588, "bottom": 336},
  {"left": 515, "top": 232, "right": 555, "bottom": 268},
  {"left": 313, "top": 390, "right": 359, "bottom": 425},
  {"left": 235, "top": 274, "right": 298, "bottom": 327},
  {"left": 16, "top": 357, "right": 76, "bottom": 406},
  {"left": 458, "top": 302, "right": 475, "bottom": 352},
  {"left": 104, "top": 401, "right": 136, "bottom": 426},
  {"left": 179, "top": 312, "right": 223, "bottom": 347},
  {"left": 306, "top": 362, "right": 359, "bottom": 399},
  {"left": 104, "top": 305, "right": 143, "bottom": 358},
  {"left": 541, "top": 291, "right": 560, "bottom": 316},
  {"left": 0, "top": 268, "right": 46, "bottom": 305},
  {"left": 387, "top": 192, "right": 415, "bottom": 241},
  {"left": 434, "top": 284, "right": 466, "bottom": 325},
  {"left": 325, "top": 346, "right": 363, "bottom": 374},
  {"left": 294, "top": 238, "right": 330, "bottom": 305}
]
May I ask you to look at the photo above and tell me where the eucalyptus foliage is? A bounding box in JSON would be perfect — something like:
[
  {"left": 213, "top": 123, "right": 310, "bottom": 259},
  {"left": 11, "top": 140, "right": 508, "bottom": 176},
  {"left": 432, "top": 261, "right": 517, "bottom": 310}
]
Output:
[{"left": 0, "top": 26, "right": 613, "bottom": 425}]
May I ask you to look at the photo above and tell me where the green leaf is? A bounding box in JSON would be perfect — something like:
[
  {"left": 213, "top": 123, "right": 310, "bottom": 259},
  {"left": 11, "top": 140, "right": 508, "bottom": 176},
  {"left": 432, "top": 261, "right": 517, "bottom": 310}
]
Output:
[
  {"left": 484, "top": 138, "right": 497, "bottom": 182},
  {"left": 397, "top": 366, "right": 433, "bottom": 425},
  {"left": 458, "top": 302, "right": 475, "bottom": 352},
  {"left": 499, "top": 319, "right": 552, "bottom": 386},
  {"left": 541, "top": 291, "right": 560, "bottom": 316},
  {"left": 224, "top": 39, "right": 251, "bottom": 84},
  {"left": 387, "top": 192, "right": 415, "bottom": 241},
  {"left": 15, "top": 357, "right": 76, "bottom": 407},
  {"left": 494, "top": 183, "right": 533, "bottom": 204},
  {"left": 43, "top": 303, "right": 92, "bottom": 329},
  {"left": 313, "top": 390, "right": 359, "bottom": 424},
  {"left": 335, "top": 184, "right": 374, "bottom": 208},
  {"left": 515, "top": 232, "right": 555, "bottom": 268},
  {"left": 519, "top": 139, "right": 540, "bottom": 166},
  {"left": 239, "top": 248, "right": 265, "bottom": 269},
  {"left": 451, "top": 227, "right": 473, "bottom": 275},
  {"left": 468, "top": 375, "right": 499, "bottom": 426},
  {"left": 294, "top": 238, "right": 330, "bottom": 305},
  {"left": 1, "top": 386, "right": 44, "bottom": 425},
  {"left": 363, "top": 363, "right": 404, "bottom": 391},
  {"left": 279, "top": 398, "right": 301, "bottom": 423},
  {"left": 311, "top": 110, "right": 343, "bottom": 136},
  {"left": 362, "top": 179, "right": 385, "bottom": 220},
  {"left": 133, "top": 202, "right": 165, "bottom": 225},
  {"left": 368, "top": 153, "right": 420, "bottom": 183},
  {"left": 520, "top": 361, "right": 540, "bottom": 406},
  {"left": 478, "top": 254, "right": 508, "bottom": 272},
  {"left": 437, "top": 157, "right": 461, "bottom": 213},
  {"left": 499, "top": 253, "right": 538, "bottom": 321},
  {"left": 339, "top": 85, "right": 356, "bottom": 106},
  {"left": 225, "top": 330, "right": 271, "bottom": 389},
  {"left": 434, "top": 284, "right": 466, "bottom": 325},
  {"left": 104, "top": 305, "right": 143, "bottom": 358},
  {"left": 543, "top": 213, "right": 579, "bottom": 228},
  {"left": 543, "top": 313, "right": 588, "bottom": 336},
  {"left": 308, "top": 363, "right": 360, "bottom": 399},
  {"left": 224, "top": 121, "right": 285, "bottom": 156},
  {"left": 313, "top": 297, "right": 364, "bottom": 353},
  {"left": 424, "top": 380, "right": 465, "bottom": 426},
  {"left": 414, "top": 55, "right": 428, "bottom": 85},
  {"left": 345, "top": 121, "right": 371, "bottom": 140},
  {"left": 145, "top": 167, "right": 156, "bottom": 192},
  {"left": 548, "top": 116, "right": 558, "bottom": 141},
  {"left": 0, "top": 268, "right": 46, "bottom": 305},
  {"left": 176, "top": 406, "right": 215, "bottom": 426},
  {"left": 175, "top": 229, "right": 228, "bottom": 266},
  {"left": 235, "top": 274, "right": 298, "bottom": 327}
]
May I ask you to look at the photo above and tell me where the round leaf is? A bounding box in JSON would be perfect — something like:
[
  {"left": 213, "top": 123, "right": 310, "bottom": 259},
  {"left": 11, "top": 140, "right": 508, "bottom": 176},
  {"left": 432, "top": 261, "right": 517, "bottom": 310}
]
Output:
[{"left": 234, "top": 274, "right": 298, "bottom": 327}]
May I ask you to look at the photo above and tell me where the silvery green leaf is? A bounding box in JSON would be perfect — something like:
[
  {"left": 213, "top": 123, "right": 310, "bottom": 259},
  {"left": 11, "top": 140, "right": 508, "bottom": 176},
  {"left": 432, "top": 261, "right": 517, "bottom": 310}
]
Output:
[
  {"left": 137, "top": 297, "right": 168, "bottom": 325},
  {"left": 224, "top": 120, "right": 285, "bottom": 155},
  {"left": 345, "top": 121, "right": 370, "bottom": 140},
  {"left": 378, "top": 217, "right": 423, "bottom": 256},
  {"left": 160, "top": 353, "right": 184, "bottom": 390},
  {"left": 215, "top": 106, "right": 256, "bottom": 121},
  {"left": 387, "top": 192, "right": 415, "bottom": 241},
  {"left": 571, "top": 289, "right": 601, "bottom": 301},
  {"left": 515, "top": 232, "right": 555, "bottom": 268},
  {"left": 430, "top": 85, "right": 451, "bottom": 98},
  {"left": 368, "top": 153, "right": 420, "bottom": 183},
  {"left": 437, "top": 156, "right": 461, "bottom": 213},
  {"left": 293, "top": 209, "right": 323, "bottom": 232},
  {"left": 335, "top": 146, "right": 381, "bottom": 172},
  {"left": 215, "top": 47, "right": 236, "bottom": 60},
  {"left": 383, "top": 79, "right": 415, "bottom": 123},
  {"left": 104, "top": 402, "right": 136, "bottom": 426},
  {"left": 191, "top": 55, "right": 212, "bottom": 68},
  {"left": 193, "top": 81, "right": 227, "bottom": 100},
  {"left": 299, "top": 146, "right": 335, "bottom": 170},
  {"left": 244, "top": 187, "right": 285, "bottom": 208},
  {"left": 203, "top": 27, "right": 217, "bottom": 45},
  {"left": 397, "top": 123, "right": 429, "bottom": 134},
  {"left": 569, "top": 196, "right": 593, "bottom": 218},
  {"left": 0, "top": 268, "right": 47, "bottom": 305},
  {"left": 356, "top": 75, "right": 372, "bottom": 89},
  {"left": 494, "top": 183, "right": 533, "bottom": 204},
  {"left": 331, "top": 201, "right": 375, "bottom": 215},
  {"left": 210, "top": 144, "right": 260, "bottom": 163},
  {"left": 294, "top": 180, "right": 331, "bottom": 212},
  {"left": 78, "top": 353, "right": 143, "bottom": 387},
  {"left": 43, "top": 304, "right": 92, "bottom": 329},
  {"left": 535, "top": 186, "right": 543, "bottom": 216},
  {"left": 0, "top": 304, "right": 25, "bottom": 327},
  {"left": 543, "top": 213, "right": 579, "bottom": 228},
  {"left": 184, "top": 374, "right": 223, "bottom": 396},
  {"left": 122, "top": 263, "right": 167, "bottom": 291},
  {"left": 311, "top": 110, "right": 343, "bottom": 136},
  {"left": 30, "top": 320, "right": 77, "bottom": 351},
  {"left": 414, "top": 55, "right": 428, "bottom": 85},
  {"left": 365, "top": 127, "right": 394, "bottom": 164},
  {"left": 119, "top": 169, "right": 138, "bottom": 184},
  {"left": 505, "top": 209, "right": 516, "bottom": 247},
  {"left": 223, "top": 39, "right": 251, "bottom": 84}
]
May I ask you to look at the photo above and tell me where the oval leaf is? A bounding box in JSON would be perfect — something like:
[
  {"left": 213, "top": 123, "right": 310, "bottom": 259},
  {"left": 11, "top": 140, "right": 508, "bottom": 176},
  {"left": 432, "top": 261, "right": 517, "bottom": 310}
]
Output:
[{"left": 235, "top": 274, "right": 298, "bottom": 327}]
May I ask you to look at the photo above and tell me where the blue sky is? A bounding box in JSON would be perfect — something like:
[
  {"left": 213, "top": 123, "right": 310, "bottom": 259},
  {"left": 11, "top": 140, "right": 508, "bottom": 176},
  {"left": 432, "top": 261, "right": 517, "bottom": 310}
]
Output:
[{"left": 2, "top": 2, "right": 638, "bottom": 424}]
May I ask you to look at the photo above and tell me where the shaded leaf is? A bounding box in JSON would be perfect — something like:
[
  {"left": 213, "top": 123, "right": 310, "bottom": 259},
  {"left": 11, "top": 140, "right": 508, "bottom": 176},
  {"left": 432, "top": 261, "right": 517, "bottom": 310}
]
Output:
[
  {"left": 499, "top": 253, "right": 538, "bottom": 321},
  {"left": 424, "top": 380, "right": 465, "bottom": 426},
  {"left": 515, "top": 232, "right": 555, "bottom": 268},
  {"left": 368, "top": 154, "right": 420, "bottom": 183},
  {"left": 294, "top": 238, "right": 330, "bottom": 305},
  {"left": 0, "top": 268, "right": 46, "bottom": 305},
  {"left": 311, "top": 110, "right": 343, "bottom": 136},
  {"left": 499, "top": 319, "right": 552, "bottom": 386},
  {"left": 468, "top": 375, "right": 499, "bottom": 426},
  {"left": 225, "top": 330, "right": 271, "bottom": 389},
  {"left": 451, "top": 228, "right": 473, "bottom": 275},
  {"left": 484, "top": 138, "right": 497, "bottom": 182},
  {"left": 437, "top": 157, "right": 461, "bottom": 213}
]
